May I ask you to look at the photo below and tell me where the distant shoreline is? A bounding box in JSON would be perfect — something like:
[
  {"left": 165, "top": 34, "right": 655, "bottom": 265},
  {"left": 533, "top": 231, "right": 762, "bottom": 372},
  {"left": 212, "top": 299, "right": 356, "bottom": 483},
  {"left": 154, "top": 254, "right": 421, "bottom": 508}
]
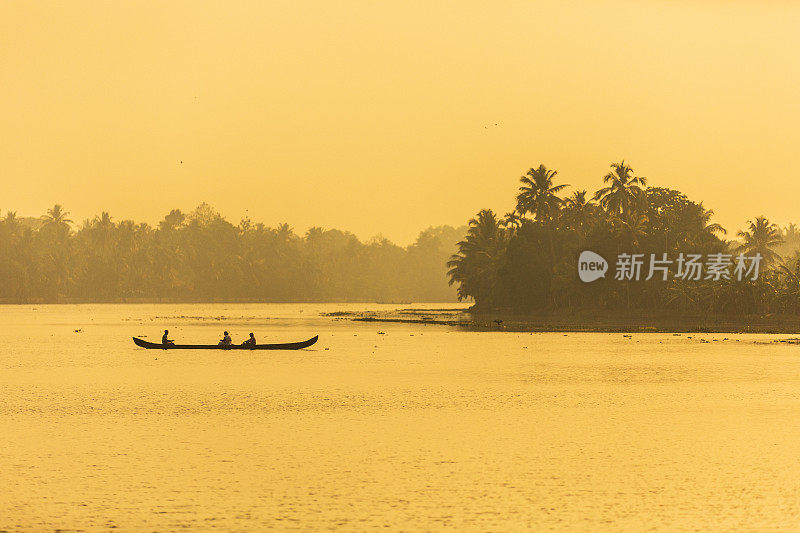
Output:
[
  {"left": 0, "top": 298, "right": 434, "bottom": 305},
  {"left": 2, "top": 299, "right": 797, "bottom": 333},
  {"left": 331, "top": 309, "right": 800, "bottom": 334}
]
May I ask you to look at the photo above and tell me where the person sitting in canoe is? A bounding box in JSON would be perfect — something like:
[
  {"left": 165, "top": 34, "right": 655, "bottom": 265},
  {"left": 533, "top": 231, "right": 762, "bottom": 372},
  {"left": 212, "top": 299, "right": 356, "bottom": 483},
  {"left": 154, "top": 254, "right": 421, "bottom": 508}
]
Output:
[
  {"left": 218, "top": 331, "right": 233, "bottom": 346},
  {"left": 162, "top": 329, "right": 174, "bottom": 346},
  {"left": 242, "top": 332, "right": 256, "bottom": 348}
]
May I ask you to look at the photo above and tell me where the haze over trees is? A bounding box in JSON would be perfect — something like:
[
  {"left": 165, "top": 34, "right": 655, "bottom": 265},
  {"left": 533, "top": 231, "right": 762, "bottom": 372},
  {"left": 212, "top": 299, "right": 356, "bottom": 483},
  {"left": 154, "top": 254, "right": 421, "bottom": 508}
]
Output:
[
  {"left": 4, "top": 162, "right": 800, "bottom": 313},
  {"left": 0, "top": 204, "right": 464, "bottom": 303},
  {"left": 448, "top": 161, "right": 800, "bottom": 316}
]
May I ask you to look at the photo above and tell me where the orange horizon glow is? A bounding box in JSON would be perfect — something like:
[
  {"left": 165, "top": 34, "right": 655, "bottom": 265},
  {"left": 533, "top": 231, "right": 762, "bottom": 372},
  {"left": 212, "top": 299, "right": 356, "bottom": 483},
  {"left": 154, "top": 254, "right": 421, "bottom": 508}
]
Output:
[{"left": 3, "top": 0, "right": 800, "bottom": 244}]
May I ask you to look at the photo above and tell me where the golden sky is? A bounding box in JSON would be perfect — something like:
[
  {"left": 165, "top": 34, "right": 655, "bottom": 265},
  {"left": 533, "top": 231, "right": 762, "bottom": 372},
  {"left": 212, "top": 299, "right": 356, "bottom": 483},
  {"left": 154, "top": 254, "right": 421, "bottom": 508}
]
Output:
[{"left": 2, "top": 0, "right": 799, "bottom": 244}]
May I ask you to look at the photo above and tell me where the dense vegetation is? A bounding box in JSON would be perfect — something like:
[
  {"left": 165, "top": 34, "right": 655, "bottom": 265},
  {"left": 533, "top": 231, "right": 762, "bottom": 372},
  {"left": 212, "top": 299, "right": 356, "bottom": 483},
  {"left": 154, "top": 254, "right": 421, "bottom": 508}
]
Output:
[
  {"left": 5, "top": 163, "right": 800, "bottom": 313},
  {"left": 448, "top": 162, "right": 800, "bottom": 315},
  {"left": 0, "top": 203, "right": 464, "bottom": 303}
]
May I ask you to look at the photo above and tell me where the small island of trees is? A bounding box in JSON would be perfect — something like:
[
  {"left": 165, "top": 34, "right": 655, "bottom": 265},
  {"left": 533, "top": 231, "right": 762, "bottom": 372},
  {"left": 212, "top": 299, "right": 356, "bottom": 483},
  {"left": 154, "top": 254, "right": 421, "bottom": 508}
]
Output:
[{"left": 448, "top": 161, "right": 800, "bottom": 317}]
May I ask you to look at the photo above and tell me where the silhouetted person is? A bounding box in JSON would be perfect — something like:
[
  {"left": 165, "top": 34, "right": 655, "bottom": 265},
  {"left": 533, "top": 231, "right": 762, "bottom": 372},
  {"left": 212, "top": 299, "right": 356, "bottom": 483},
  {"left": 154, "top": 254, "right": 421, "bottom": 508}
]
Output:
[
  {"left": 219, "top": 331, "right": 232, "bottom": 346},
  {"left": 162, "top": 329, "right": 174, "bottom": 346},
  {"left": 242, "top": 332, "right": 256, "bottom": 348}
]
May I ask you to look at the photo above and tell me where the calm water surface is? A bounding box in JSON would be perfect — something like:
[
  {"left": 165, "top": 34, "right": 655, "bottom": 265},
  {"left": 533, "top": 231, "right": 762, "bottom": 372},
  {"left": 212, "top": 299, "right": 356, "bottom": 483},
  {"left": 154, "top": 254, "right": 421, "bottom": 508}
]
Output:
[{"left": 3, "top": 304, "right": 800, "bottom": 530}]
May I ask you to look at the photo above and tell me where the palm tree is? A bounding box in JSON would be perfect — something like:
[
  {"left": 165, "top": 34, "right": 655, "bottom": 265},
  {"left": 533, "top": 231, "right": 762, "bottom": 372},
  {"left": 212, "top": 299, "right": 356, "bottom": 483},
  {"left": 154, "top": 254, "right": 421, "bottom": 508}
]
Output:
[
  {"left": 3, "top": 211, "right": 19, "bottom": 231},
  {"left": 275, "top": 223, "right": 294, "bottom": 243},
  {"left": 501, "top": 210, "right": 523, "bottom": 232},
  {"left": 447, "top": 209, "right": 507, "bottom": 306},
  {"left": 665, "top": 278, "right": 701, "bottom": 313},
  {"left": 612, "top": 210, "right": 649, "bottom": 249},
  {"left": 736, "top": 216, "right": 783, "bottom": 266},
  {"left": 563, "top": 190, "right": 588, "bottom": 210},
  {"left": 781, "top": 223, "right": 800, "bottom": 254},
  {"left": 42, "top": 204, "right": 72, "bottom": 227},
  {"left": 91, "top": 212, "right": 116, "bottom": 248},
  {"left": 562, "top": 190, "right": 596, "bottom": 235},
  {"left": 516, "top": 165, "right": 568, "bottom": 224},
  {"left": 698, "top": 203, "right": 726, "bottom": 237},
  {"left": 273, "top": 223, "right": 298, "bottom": 265},
  {"left": 593, "top": 161, "right": 647, "bottom": 217},
  {"left": 777, "top": 252, "right": 800, "bottom": 313},
  {"left": 305, "top": 226, "right": 325, "bottom": 243}
]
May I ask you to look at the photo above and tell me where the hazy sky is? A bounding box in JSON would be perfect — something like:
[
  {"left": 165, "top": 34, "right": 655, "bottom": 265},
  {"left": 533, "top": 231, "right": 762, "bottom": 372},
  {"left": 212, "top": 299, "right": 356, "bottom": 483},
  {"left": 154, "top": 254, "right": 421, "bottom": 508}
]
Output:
[{"left": 3, "top": 1, "right": 799, "bottom": 244}]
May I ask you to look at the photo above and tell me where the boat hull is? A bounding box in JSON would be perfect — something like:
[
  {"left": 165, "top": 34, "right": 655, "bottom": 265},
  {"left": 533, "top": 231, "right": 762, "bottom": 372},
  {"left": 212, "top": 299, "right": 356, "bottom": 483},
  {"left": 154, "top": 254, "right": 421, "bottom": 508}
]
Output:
[{"left": 133, "top": 335, "right": 318, "bottom": 350}]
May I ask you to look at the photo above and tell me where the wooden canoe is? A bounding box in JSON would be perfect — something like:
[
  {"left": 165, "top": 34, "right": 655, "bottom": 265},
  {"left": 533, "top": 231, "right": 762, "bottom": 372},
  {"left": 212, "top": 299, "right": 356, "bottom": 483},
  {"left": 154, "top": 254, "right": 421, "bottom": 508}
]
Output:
[{"left": 132, "top": 335, "right": 318, "bottom": 350}]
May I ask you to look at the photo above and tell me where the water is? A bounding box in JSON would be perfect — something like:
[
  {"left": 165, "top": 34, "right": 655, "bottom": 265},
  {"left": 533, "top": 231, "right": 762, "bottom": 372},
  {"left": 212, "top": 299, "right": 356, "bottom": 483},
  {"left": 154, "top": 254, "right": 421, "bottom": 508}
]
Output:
[{"left": 3, "top": 304, "right": 800, "bottom": 530}]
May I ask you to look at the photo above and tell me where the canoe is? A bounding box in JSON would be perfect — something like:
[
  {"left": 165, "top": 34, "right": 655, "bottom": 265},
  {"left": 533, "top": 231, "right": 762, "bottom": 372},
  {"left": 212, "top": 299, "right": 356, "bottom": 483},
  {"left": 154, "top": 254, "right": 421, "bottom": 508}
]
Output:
[{"left": 132, "top": 335, "right": 318, "bottom": 350}]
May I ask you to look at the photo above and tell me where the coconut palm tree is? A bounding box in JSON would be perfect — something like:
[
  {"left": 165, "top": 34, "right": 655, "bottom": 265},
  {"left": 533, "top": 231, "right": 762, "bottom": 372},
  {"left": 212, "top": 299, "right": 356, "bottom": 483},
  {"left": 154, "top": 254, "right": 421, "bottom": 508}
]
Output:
[
  {"left": 781, "top": 223, "right": 800, "bottom": 255},
  {"left": 736, "top": 216, "right": 783, "bottom": 266},
  {"left": 563, "top": 190, "right": 589, "bottom": 210},
  {"left": 698, "top": 203, "right": 726, "bottom": 236},
  {"left": 42, "top": 204, "right": 72, "bottom": 227},
  {"left": 275, "top": 223, "right": 294, "bottom": 244},
  {"left": 501, "top": 210, "right": 523, "bottom": 232},
  {"left": 665, "top": 278, "right": 701, "bottom": 313},
  {"left": 562, "top": 190, "right": 597, "bottom": 235},
  {"left": 447, "top": 209, "right": 507, "bottom": 305},
  {"left": 594, "top": 161, "right": 647, "bottom": 217},
  {"left": 777, "top": 252, "right": 800, "bottom": 313},
  {"left": 516, "top": 165, "right": 568, "bottom": 224},
  {"left": 611, "top": 210, "right": 649, "bottom": 249}
]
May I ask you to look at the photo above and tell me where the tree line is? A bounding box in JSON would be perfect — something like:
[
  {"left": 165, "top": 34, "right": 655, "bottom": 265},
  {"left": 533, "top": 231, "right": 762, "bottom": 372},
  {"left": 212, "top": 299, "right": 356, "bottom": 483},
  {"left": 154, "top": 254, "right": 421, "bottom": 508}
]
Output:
[
  {"left": 0, "top": 203, "right": 465, "bottom": 303},
  {"left": 448, "top": 162, "right": 800, "bottom": 315}
]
